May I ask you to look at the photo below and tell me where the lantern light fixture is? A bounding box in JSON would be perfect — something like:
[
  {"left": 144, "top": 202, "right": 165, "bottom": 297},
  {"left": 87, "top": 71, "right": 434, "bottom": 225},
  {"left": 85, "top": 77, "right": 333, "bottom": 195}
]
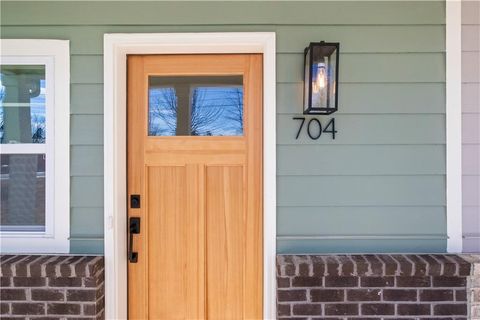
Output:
[{"left": 303, "top": 41, "right": 340, "bottom": 115}]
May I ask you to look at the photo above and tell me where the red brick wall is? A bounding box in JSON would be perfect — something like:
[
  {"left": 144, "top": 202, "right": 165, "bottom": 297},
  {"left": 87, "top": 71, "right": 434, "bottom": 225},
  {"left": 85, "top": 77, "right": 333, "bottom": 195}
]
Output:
[
  {"left": 277, "top": 255, "right": 472, "bottom": 319},
  {"left": 1, "top": 254, "right": 476, "bottom": 318},
  {"left": 0, "top": 255, "right": 104, "bottom": 319}
]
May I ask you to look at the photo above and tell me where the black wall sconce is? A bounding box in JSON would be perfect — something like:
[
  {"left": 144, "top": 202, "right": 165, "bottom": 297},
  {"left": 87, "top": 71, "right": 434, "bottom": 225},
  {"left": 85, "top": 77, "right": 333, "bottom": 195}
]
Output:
[{"left": 304, "top": 41, "right": 340, "bottom": 115}]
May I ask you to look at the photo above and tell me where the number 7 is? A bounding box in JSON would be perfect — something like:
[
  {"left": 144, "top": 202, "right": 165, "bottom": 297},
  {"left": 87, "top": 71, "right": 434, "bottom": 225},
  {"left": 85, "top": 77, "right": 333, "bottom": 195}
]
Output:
[{"left": 293, "top": 117, "right": 306, "bottom": 139}]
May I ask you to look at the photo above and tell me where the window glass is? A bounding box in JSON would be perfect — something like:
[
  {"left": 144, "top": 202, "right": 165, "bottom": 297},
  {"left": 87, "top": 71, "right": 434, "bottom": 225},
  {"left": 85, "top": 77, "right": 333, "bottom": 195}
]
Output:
[
  {"left": 148, "top": 76, "right": 243, "bottom": 136},
  {"left": 0, "top": 154, "right": 46, "bottom": 232},
  {"left": 0, "top": 65, "right": 46, "bottom": 144},
  {"left": 0, "top": 65, "right": 47, "bottom": 234}
]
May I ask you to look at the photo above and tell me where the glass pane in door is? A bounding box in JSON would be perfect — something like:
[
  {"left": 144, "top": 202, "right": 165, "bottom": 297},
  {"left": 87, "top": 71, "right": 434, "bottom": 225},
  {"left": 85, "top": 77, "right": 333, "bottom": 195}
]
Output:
[{"left": 148, "top": 75, "right": 243, "bottom": 136}]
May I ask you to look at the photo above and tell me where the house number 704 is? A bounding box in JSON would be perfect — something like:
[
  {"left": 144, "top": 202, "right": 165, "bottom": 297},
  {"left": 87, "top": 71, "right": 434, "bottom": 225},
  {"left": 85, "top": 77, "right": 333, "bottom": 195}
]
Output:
[{"left": 293, "top": 117, "right": 337, "bottom": 140}]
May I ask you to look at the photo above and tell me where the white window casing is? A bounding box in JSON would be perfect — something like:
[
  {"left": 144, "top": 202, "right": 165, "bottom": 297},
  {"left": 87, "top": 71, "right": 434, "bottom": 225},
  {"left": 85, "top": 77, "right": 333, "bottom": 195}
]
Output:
[{"left": 0, "top": 39, "right": 70, "bottom": 253}]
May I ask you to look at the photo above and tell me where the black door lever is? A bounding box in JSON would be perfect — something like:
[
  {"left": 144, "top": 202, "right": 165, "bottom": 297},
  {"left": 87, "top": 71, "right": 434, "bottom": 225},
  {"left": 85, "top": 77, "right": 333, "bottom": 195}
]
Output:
[{"left": 128, "top": 217, "right": 141, "bottom": 263}]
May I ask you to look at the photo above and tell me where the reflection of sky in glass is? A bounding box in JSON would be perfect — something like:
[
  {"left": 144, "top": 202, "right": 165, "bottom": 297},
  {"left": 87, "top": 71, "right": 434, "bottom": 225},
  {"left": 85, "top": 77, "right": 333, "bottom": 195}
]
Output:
[
  {"left": 149, "top": 86, "right": 243, "bottom": 136},
  {"left": 148, "top": 87, "right": 177, "bottom": 136},
  {"left": 30, "top": 80, "right": 46, "bottom": 143},
  {"left": 0, "top": 74, "right": 46, "bottom": 144}
]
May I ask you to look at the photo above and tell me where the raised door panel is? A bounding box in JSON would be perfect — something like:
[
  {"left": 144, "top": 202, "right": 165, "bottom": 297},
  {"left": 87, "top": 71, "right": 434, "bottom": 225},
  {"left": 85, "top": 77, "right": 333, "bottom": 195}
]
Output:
[
  {"left": 147, "top": 165, "right": 205, "bottom": 319},
  {"left": 206, "top": 165, "right": 245, "bottom": 319}
]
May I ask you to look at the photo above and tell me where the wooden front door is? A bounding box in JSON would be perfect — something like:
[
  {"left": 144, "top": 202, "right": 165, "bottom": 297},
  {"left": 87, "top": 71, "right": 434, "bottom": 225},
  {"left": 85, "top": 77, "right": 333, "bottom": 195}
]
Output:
[{"left": 127, "top": 54, "right": 263, "bottom": 319}]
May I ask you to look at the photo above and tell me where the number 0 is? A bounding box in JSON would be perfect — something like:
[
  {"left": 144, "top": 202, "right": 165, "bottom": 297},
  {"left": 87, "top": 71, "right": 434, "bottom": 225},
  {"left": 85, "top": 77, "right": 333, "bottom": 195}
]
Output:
[{"left": 307, "top": 118, "right": 322, "bottom": 140}]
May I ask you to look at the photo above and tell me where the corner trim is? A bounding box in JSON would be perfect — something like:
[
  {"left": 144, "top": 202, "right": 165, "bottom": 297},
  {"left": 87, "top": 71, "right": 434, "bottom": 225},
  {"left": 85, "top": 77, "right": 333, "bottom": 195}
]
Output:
[{"left": 446, "top": 0, "right": 463, "bottom": 253}]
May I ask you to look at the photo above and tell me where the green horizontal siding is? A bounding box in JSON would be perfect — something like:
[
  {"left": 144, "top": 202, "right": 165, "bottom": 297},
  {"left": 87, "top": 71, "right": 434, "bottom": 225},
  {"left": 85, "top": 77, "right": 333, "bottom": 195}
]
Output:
[
  {"left": 1, "top": 25, "right": 445, "bottom": 54},
  {"left": 277, "top": 207, "right": 446, "bottom": 236},
  {"left": 70, "top": 239, "right": 104, "bottom": 254},
  {"left": 0, "top": 1, "right": 446, "bottom": 254},
  {"left": 71, "top": 207, "right": 104, "bottom": 237},
  {"left": 71, "top": 115, "right": 103, "bottom": 145},
  {"left": 1, "top": 1, "right": 445, "bottom": 25},
  {"left": 71, "top": 85, "right": 103, "bottom": 114},
  {"left": 68, "top": 53, "right": 446, "bottom": 84},
  {"left": 278, "top": 145, "right": 446, "bottom": 175},
  {"left": 71, "top": 176, "right": 104, "bottom": 208},
  {"left": 71, "top": 146, "right": 103, "bottom": 176},
  {"left": 277, "top": 239, "right": 446, "bottom": 254},
  {"left": 71, "top": 56, "right": 103, "bottom": 84},
  {"left": 278, "top": 176, "right": 445, "bottom": 206}
]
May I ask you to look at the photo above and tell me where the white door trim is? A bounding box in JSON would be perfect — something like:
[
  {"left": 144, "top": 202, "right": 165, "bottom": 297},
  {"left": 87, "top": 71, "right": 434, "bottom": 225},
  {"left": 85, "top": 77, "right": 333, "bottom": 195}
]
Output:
[
  {"left": 103, "top": 32, "right": 277, "bottom": 319},
  {"left": 446, "top": 0, "right": 463, "bottom": 253}
]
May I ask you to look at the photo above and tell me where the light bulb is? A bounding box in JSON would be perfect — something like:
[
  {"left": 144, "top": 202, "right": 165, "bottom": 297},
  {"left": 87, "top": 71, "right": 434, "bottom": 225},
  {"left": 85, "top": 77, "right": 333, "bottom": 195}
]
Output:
[{"left": 313, "top": 63, "right": 327, "bottom": 93}]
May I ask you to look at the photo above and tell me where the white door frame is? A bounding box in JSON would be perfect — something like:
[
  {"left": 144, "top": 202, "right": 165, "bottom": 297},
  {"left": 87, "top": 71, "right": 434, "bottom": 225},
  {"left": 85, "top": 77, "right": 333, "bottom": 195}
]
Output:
[{"left": 103, "top": 32, "right": 277, "bottom": 319}]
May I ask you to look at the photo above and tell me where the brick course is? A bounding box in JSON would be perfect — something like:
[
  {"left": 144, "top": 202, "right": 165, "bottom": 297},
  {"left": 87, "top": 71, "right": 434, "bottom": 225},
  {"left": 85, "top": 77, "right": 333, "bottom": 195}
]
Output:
[
  {"left": 277, "top": 255, "right": 474, "bottom": 319},
  {"left": 0, "top": 255, "right": 104, "bottom": 319}
]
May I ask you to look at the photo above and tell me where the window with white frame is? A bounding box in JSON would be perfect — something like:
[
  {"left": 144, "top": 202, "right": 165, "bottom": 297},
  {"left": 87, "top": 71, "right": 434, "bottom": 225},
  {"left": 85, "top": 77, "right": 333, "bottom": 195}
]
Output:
[{"left": 0, "top": 40, "right": 70, "bottom": 253}]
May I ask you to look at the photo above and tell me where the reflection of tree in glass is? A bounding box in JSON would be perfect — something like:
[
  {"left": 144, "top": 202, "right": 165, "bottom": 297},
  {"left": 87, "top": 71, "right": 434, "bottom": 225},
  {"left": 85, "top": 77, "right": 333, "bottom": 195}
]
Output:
[
  {"left": 223, "top": 88, "right": 243, "bottom": 134},
  {"left": 190, "top": 88, "right": 225, "bottom": 136},
  {"left": 149, "top": 88, "right": 177, "bottom": 136},
  {"left": 149, "top": 86, "right": 243, "bottom": 136},
  {"left": 31, "top": 114, "right": 45, "bottom": 143}
]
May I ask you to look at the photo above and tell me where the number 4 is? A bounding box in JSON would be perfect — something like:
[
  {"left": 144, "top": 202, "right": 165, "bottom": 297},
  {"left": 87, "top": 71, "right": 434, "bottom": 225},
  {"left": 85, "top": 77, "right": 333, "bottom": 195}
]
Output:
[{"left": 323, "top": 118, "right": 337, "bottom": 140}]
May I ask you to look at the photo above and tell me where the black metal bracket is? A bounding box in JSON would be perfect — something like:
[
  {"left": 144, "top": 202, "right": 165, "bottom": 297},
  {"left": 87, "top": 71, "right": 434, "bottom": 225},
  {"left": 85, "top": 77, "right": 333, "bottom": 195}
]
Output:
[{"left": 128, "top": 217, "right": 140, "bottom": 263}]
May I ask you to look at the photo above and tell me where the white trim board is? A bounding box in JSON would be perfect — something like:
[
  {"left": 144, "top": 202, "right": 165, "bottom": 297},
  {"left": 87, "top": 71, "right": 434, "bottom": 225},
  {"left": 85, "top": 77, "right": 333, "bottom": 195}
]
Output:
[
  {"left": 103, "top": 32, "right": 277, "bottom": 319},
  {"left": 446, "top": 0, "right": 463, "bottom": 253}
]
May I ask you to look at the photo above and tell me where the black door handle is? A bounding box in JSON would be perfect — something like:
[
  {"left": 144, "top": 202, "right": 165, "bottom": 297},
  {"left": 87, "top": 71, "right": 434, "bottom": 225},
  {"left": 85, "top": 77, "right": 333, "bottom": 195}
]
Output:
[{"left": 128, "top": 217, "right": 140, "bottom": 263}]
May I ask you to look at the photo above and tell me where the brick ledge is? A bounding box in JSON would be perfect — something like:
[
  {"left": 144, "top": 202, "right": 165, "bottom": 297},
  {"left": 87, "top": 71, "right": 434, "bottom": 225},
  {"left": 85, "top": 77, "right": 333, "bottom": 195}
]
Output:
[
  {"left": 277, "top": 254, "right": 472, "bottom": 277},
  {"left": 0, "top": 255, "right": 104, "bottom": 278}
]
